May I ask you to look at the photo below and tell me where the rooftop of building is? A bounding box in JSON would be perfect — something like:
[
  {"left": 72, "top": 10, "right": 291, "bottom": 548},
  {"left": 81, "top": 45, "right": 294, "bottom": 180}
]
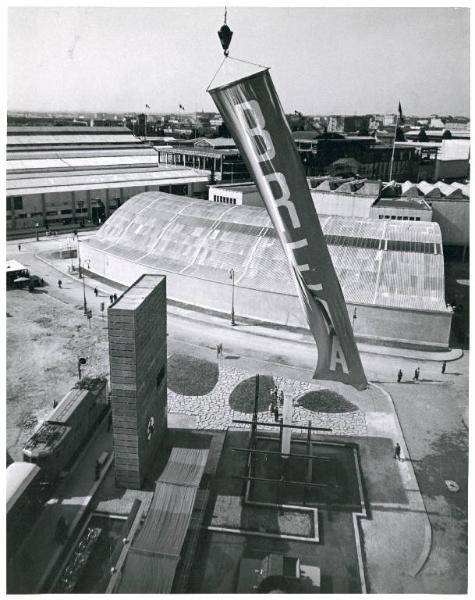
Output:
[
  {"left": 111, "top": 274, "right": 165, "bottom": 311},
  {"left": 6, "top": 260, "right": 28, "bottom": 272},
  {"left": 194, "top": 137, "right": 236, "bottom": 148},
  {"left": 23, "top": 422, "right": 70, "bottom": 457},
  {"left": 209, "top": 182, "right": 258, "bottom": 193},
  {"left": 437, "top": 139, "right": 470, "bottom": 161},
  {"left": 7, "top": 126, "right": 132, "bottom": 135},
  {"left": 7, "top": 134, "right": 140, "bottom": 146},
  {"left": 7, "top": 462, "right": 41, "bottom": 513},
  {"left": 87, "top": 191, "right": 447, "bottom": 313},
  {"left": 7, "top": 164, "right": 208, "bottom": 196}
]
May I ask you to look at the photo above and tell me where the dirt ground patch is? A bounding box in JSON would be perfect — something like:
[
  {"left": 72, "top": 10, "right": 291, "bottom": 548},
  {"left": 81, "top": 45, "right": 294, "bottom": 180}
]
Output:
[{"left": 6, "top": 289, "right": 110, "bottom": 460}]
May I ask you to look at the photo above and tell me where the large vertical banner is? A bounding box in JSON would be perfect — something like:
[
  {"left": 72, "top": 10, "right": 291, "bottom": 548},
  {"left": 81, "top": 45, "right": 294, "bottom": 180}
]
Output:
[{"left": 209, "top": 69, "right": 367, "bottom": 390}]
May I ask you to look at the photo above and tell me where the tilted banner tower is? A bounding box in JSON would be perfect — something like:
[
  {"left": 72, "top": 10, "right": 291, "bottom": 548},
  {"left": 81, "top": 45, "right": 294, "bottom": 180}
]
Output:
[{"left": 209, "top": 69, "right": 367, "bottom": 389}]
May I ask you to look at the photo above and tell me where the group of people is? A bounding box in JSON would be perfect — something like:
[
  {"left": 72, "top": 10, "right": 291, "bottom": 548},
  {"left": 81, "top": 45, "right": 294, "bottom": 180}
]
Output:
[
  {"left": 397, "top": 367, "right": 420, "bottom": 383},
  {"left": 109, "top": 293, "right": 118, "bottom": 303},
  {"left": 268, "top": 385, "right": 285, "bottom": 422},
  {"left": 397, "top": 362, "right": 447, "bottom": 383}
]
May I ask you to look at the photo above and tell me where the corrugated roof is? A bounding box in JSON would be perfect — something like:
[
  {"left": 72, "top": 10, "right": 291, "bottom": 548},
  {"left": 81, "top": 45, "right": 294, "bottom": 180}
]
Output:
[
  {"left": 7, "top": 126, "right": 131, "bottom": 135},
  {"left": 417, "top": 181, "right": 444, "bottom": 197},
  {"left": 7, "top": 167, "right": 208, "bottom": 195},
  {"left": 48, "top": 388, "right": 89, "bottom": 424},
  {"left": 87, "top": 191, "right": 447, "bottom": 312},
  {"left": 451, "top": 182, "right": 470, "bottom": 196},
  {"left": 7, "top": 154, "right": 158, "bottom": 172},
  {"left": 401, "top": 181, "right": 423, "bottom": 196},
  {"left": 119, "top": 447, "right": 208, "bottom": 593},
  {"left": 7, "top": 134, "right": 139, "bottom": 145},
  {"left": 7, "top": 148, "right": 156, "bottom": 161}
]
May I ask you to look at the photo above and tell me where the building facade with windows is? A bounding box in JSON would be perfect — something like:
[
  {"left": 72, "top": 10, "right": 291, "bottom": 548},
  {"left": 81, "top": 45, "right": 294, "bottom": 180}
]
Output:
[
  {"left": 6, "top": 126, "right": 209, "bottom": 231},
  {"left": 156, "top": 137, "right": 251, "bottom": 183}
]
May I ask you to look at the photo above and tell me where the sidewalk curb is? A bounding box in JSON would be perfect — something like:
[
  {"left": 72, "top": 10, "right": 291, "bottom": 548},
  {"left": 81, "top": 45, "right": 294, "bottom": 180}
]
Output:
[{"left": 369, "top": 382, "right": 432, "bottom": 577}]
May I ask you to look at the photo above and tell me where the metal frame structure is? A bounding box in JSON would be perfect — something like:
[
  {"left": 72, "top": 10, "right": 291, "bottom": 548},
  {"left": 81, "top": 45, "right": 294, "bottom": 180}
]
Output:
[{"left": 231, "top": 375, "right": 334, "bottom": 506}]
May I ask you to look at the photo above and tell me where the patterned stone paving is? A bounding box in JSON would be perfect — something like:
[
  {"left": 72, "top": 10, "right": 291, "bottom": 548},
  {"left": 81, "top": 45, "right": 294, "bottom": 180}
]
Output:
[{"left": 167, "top": 361, "right": 367, "bottom": 437}]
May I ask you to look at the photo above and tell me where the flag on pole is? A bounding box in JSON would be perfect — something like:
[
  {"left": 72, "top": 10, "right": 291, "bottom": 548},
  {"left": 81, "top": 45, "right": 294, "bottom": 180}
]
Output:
[
  {"left": 209, "top": 69, "right": 368, "bottom": 390},
  {"left": 179, "top": 104, "right": 185, "bottom": 111},
  {"left": 145, "top": 103, "right": 151, "bottom": 109},
  {"left": 398, "top": 102, "right": 404, "bottom": 124}
]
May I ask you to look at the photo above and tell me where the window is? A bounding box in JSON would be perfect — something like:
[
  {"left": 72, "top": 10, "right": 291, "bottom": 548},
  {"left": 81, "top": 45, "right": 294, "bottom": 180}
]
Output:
[
  {"left": 391, "top": 216, "right": 396, "bottom": 220},
  {"left": 14, "top": 197, "right": 23, "bottom": 210},
  {"left": 416, "top": 217, "right": 421, "bottom": 221},
  {"left": 379, "top": 215, "right": 384, "bottom": 219},
  {"left": 6, "top": 198, "right": 12, "bottom": 211},
  {"left": 61, "top": 209, "right": 72, "bottom": 215}
]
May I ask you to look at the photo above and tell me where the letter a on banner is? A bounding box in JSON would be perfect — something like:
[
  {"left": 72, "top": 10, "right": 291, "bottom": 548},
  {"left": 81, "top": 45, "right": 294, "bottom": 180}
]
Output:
[{"left": 209, "top": 69, "right": 368, "bottom": 390}]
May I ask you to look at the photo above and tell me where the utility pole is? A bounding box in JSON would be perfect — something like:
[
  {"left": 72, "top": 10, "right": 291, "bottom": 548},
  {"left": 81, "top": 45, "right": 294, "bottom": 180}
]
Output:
[
  {"left": 77, "top": 236, "right": 88, "bottom": 315},
  {"left": 229, "top": 268, "right": 236, "bottom": 326}
]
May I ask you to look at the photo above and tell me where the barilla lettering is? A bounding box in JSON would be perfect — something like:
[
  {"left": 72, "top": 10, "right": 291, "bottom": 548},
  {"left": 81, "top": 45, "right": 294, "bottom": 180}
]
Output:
[{"left": 234, "top": 99, "right": 349, "bottom": 374}]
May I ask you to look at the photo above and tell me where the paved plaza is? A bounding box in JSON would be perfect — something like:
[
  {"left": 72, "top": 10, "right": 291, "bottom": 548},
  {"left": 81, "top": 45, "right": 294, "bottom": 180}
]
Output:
[{"left": 168, "top": 356, "right": 368, "bottom": 436}]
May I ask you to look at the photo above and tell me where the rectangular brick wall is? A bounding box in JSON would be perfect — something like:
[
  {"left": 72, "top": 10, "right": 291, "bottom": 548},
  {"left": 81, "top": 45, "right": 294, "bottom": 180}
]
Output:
[{"left": 108, "top": 274, "right": 167, "bottom": 489}]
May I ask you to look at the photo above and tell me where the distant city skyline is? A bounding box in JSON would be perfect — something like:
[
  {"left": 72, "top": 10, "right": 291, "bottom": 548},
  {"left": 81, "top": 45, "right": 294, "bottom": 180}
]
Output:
[{"left": 8, "top": 7, "right": 470, "bottom": 116}]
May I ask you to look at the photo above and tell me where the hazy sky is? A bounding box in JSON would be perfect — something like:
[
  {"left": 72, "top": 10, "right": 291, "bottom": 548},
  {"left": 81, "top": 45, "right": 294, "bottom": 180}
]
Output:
[{"left": 7, "top": 6, "right": 470, "bottom": 116}]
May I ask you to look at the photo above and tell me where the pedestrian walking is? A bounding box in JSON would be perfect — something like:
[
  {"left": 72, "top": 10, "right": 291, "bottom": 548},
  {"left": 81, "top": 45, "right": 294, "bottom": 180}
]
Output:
[
  {"left": 94, "top": 287, "right": 98, "bottom": 297},
  {"left": 414, "top": 367, "right": 420, "bottom": 382},
  {"left": 397, "top": 369, "right": 403, "bottom": 383},
  {"left": 442, "top": 361, "right": 446, "bottom": 374},
  {"left": 57, "top": 279, "right": 62, "bottom": 289},
  {"left": 394, "top": 442, "right": 401, "bottom": 461},
  {"left": 110, "top": 294, "right": 113, "bottom": 303},
  {"left": 17, "top": 244, "right": 21, "bottom": 252},
  {"left": 216, "top": 343, "right": 223, "bottom": 358},
  {"left": 113, "top": 293, "right": 118, "bottom": 302}
]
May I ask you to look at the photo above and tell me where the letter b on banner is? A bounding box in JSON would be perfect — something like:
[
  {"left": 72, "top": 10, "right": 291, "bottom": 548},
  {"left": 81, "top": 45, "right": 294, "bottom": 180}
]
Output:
[{"left": 235, "top": 100, "right": 275, "bottom": 162}]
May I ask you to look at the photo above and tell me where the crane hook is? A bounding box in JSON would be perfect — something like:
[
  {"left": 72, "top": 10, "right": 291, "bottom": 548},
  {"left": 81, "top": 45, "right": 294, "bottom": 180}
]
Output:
[{"left": 218, "top": 7, "right": 233, "bottom": 57}]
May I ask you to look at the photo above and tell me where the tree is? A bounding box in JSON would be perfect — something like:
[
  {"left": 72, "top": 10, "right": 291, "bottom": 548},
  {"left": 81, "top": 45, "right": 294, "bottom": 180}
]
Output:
[
  {"left": 395, "top": 126, "right": 405, "bottom": 142},
  {"left": 418, "top": 128, "right": 428, "bottom": 142}
]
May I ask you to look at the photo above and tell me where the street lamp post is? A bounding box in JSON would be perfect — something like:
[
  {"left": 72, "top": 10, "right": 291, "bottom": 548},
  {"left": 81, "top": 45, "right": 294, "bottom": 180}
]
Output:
[
  {"left": 77, "top": 236, "right": 88, "bottom": 315},
  {"left": 35, "top": 222, "right": 39, "bottom": 242},
  {"left": 352, "top": 307, "right": 357, "bottom": 331},
  {"left": 229, "top": 268, "right": 236, "bottom": 326}
]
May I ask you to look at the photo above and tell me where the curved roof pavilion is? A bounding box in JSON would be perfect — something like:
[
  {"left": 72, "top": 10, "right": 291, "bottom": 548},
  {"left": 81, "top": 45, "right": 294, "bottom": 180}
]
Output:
[{"left": 87, "top": 191, "right": 447, "bottom": 313}]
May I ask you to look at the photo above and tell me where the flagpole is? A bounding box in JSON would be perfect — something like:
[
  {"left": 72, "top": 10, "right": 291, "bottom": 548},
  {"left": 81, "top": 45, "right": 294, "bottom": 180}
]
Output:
[{"left": 388, "top": 108, "right": 399, "bottom": 182}]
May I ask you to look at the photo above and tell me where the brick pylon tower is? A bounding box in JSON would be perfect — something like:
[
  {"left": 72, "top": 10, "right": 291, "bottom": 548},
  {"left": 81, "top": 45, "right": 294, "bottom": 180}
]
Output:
[{"left": 108, "top": 274, "right": 167, "bottom": 489}]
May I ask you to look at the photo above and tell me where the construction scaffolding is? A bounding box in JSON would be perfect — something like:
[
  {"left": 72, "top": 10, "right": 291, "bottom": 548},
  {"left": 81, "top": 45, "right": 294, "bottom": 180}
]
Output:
[{"left": 232, "top": 375, "right": 334, "bottom": 507}]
